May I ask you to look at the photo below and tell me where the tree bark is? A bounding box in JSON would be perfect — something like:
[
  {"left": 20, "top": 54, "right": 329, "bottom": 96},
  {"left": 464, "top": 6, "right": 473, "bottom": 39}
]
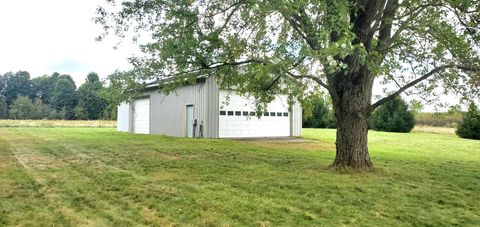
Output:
[
  {"left": 333, "top": 106, "right": 373, "bottom": 170},
  {"left": 330, "top": 71, "right": 374, "bottom": 170}
]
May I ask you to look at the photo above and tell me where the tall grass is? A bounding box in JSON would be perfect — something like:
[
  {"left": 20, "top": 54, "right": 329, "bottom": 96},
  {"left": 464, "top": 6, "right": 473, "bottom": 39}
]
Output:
[
  {"left": 412, "top": 125, "right": 456, "bottom": 134},
  {"left": 0, "top": 120, "right": 116, "bottom": 128},
  {"left": 415, "top": 112, "right": 463, "bottom": 127}
]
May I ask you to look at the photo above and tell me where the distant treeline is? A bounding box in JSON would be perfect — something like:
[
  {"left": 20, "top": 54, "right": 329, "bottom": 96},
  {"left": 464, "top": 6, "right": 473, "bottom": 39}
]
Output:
[{"left": 0, "top": 71, "right": 115, "bottom": 120}]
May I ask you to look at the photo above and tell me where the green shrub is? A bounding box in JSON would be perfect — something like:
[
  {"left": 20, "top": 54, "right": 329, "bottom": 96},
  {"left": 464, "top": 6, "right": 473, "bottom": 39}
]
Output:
[
  {"left": 456, "top": 103, "right": 480, "bottom": 140},
  {"left": 9, "top": 96, "right": 37, "bottom": 119},
  {"left": 8, "top": 96, "right": 56, "bottom": 120},
  {"left": 371, "top": 96, "right": 415, "bottom": 133},
  {"left": 302, "top": 94, "right": 336, "bottom": 128}
]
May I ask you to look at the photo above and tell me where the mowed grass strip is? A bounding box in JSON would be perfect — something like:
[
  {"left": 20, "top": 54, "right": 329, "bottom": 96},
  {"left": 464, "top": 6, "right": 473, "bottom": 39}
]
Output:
[{"left": 0, "top": 128, "right": 479, "bottom": 226}]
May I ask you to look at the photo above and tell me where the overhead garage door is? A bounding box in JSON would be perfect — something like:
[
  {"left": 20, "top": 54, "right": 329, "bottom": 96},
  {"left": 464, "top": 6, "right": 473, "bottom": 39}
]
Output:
[
  {"left": 219, "top": 90, "right": 290, "bottom": 138},
  {"left": 133, "top": 98, "right": 150, "bottom": 134}
]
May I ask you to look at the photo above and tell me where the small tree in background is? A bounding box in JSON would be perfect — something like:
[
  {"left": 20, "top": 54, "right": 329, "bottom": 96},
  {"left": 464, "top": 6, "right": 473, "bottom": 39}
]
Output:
[
  {"left": 52, "top": 77, "right": 77, "bottom": 120},
  {"left": 101, "top": 107, "right": 117, "bottom": 120},
  {"left": 303, "top": 93, "right": 336, "bottom": 128},
  {"left": 74, "top": 106, "right": 87, "bottom": 120},
  {"left": 371, "top": 96, "right": 415, "bottom": 133},
  {"left": 77, "top": 72, "right": 107, "bottom": 120},
  {"left": 9, "top": 96, "right": 36, "bottom": 119},
  {"left": 33, "top": 98, "right": 54, "bottom": 119},
  {"left": 409, "top": 100, "right": 423, "bottom": 116},
  {"left": 457, "top": 103, "right": 480, "bottom": 140}
]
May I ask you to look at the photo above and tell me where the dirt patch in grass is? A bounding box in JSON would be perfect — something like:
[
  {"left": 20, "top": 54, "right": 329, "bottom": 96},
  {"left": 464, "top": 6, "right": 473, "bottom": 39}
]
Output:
[
  {"left": 13, "top": 152, "right": 64, "bottom": 170},
  {"left": 245, "top": 140, "right": 335, "bottom": 152}
]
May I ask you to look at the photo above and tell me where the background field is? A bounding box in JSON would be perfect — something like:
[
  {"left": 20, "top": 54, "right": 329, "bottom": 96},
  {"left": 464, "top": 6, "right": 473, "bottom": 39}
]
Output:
[
  {"left": 414, "top": 112, "right": 463, "bottom": 128},
  {"left": 0, "top": 127, "right": 479, "bottom": 226},
  {"left": 0, "top": 120, "right": 116, "bottom": 128},
  {"left": 0, "top": 119, "right": 458, "bottom": 134}
]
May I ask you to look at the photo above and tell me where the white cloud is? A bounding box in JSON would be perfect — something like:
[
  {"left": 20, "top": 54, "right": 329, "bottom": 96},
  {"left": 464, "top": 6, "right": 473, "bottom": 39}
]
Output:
[{"left": 0, "top": 0, "right": 140, "bottom": 86}]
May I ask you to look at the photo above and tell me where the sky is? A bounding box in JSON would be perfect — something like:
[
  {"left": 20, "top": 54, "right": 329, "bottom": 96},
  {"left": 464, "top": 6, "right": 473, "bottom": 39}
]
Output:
[{"left": 0, "top": 0, "right": 139, "bottom": 86}]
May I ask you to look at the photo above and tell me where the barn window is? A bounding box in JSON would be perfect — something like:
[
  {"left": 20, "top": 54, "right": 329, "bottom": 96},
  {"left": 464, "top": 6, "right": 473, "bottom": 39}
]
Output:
[
  {"left": 277, "top": 112, "right": 282, "bottom": 117},
  {"left": 283, "top": 112, "right": 288, "bottom": 117},
  {"left": 228, "top": 111, "right": 234, "bottom": 116},
  {"left": 270, "top": 112, "right": 275, "bottom": 116},
  {"left": 264, "top": 112, "right": 269, "bottom": 116},
  {"left": 220, "top": 111, "right": 226, "bottom": 115},
  {"left": 249, "top": 111, "right": 255, "bottom": 116},
  {"left": 243, "top": 111, "right": 249, "bottom": 116},
  {"left": 235, "top": 111, "right": 241, "bottom": 116}
]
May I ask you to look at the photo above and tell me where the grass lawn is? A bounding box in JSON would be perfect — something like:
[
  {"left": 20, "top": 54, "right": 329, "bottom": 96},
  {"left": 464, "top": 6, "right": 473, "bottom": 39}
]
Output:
[{"left": 0, "top": 128, "right": 479, "bottom": 226}]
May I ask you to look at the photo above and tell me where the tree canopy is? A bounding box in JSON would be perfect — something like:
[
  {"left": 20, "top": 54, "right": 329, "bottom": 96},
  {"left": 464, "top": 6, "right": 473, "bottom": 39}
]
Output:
[
  {"left": 0, "top": 71, "right": 33, "bottom": 106},
  {"left": 77, "top": 72, "right": 108, "bottom": 119},
  {"left": 97, "top": 0, "right": 479, "bottom": 106},
  {"left": 52, "top": 77, "right": 78, "bottom": 120},
  {"left": 0, "top": 71, "right": 115, "bottom": 120},
  {"left": 31, "top": 73, "right": 61, "bottom": 104}
]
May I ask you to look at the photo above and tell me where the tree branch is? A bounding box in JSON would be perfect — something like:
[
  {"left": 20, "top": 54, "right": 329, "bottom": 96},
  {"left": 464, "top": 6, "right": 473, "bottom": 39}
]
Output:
[
  {"left": 377, "top": 2, "right": 444, "bottom": 53},
  {"left": 216, "top": 1, "right": 243, "bottom": 34},
  {"left": 375, "top": 0, "right": 399, "bottom": 53},
  {"left": 286, "top": 71, "right": 331, "bottom": 92},
  {"left": 448, "top": 5, "right": 480, "bottom": 47},
  {"left": 263, "top": 74, "right": 282, "bottom": 91},
  {"left": 371, "top": 64, "right": 480, "bottom": 109},
  {"left": 203, "top": 0, "right": 244, "bottom": 18},
  {"left": 151, "top": 59, "right": 266, "bottom": 82},
  {"left": 282, "top": 9, "right": 320, "bottom": 50}
]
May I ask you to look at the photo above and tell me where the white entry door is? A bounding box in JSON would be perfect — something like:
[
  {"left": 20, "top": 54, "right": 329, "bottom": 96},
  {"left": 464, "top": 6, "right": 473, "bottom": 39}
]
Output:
[
  {"left": 133, "top": 98, "right": 150, "bottom": 134},
  {"left": 186, "top": 105, "right": 194, "bottom": 137}
]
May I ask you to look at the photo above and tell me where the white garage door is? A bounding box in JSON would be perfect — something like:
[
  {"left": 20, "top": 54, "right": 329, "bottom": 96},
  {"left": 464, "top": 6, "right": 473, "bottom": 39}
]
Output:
[
  {"left": 219, "top": 91, "right": 290, "bottom": 138},
  {"left": 133, "top": 98, "right": 150, "bottom": 134}
]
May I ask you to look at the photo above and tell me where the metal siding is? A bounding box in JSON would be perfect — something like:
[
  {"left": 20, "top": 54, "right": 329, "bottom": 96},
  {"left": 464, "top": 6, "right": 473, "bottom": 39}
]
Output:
[
  {"left": 149, "top": 81, "right": 212, "bottom": 137},
  {"left": 291, "top": 101, "right": 302, "bottom": 136},
  {"left": 204, "top": 76, "right": 219, "bottom": 138}
]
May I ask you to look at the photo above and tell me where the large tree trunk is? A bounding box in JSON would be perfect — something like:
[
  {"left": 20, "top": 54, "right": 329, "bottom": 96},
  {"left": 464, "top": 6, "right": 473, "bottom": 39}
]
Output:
[
  {"left": 330, "top": 70, "right": 374, "bottom": 170},
  {"left": 333, "top": 105, "right": 372, "bottom": 170}
]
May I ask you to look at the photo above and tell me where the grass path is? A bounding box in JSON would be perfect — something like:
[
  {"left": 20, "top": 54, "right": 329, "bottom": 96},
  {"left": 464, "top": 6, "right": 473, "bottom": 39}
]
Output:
[{"left": 0, "top": 128, "right": 479, "bottom": 226}]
